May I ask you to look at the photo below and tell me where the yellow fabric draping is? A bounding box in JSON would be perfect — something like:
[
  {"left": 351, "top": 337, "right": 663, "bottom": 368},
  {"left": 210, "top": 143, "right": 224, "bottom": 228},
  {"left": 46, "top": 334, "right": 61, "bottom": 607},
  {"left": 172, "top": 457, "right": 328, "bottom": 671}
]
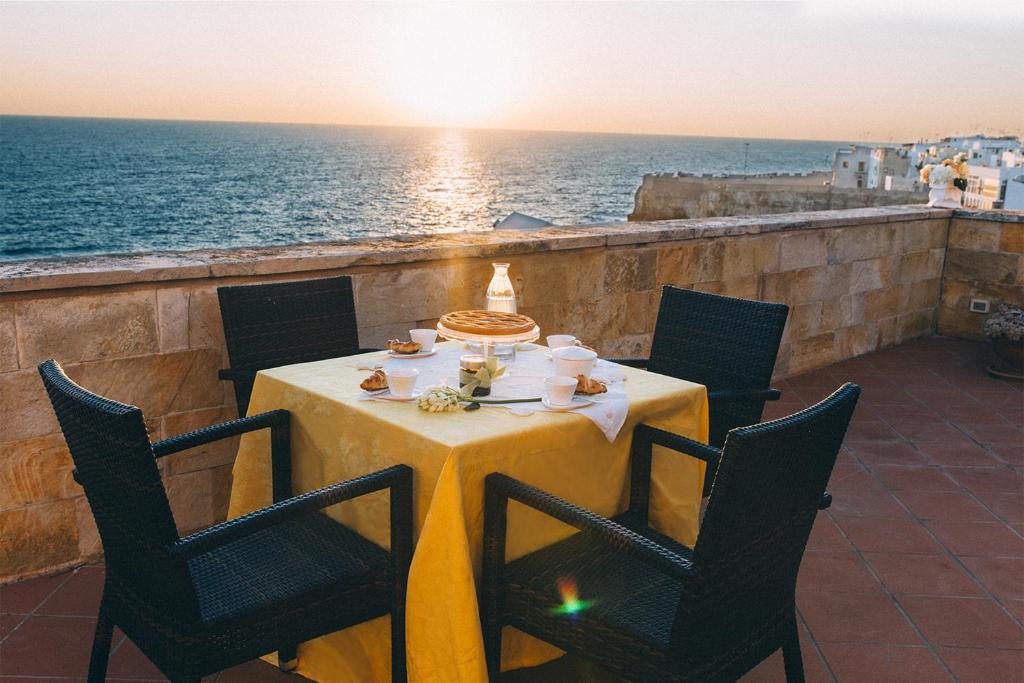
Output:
[{"left": 227, "top": 343, "right": 708, "bottom": 682}]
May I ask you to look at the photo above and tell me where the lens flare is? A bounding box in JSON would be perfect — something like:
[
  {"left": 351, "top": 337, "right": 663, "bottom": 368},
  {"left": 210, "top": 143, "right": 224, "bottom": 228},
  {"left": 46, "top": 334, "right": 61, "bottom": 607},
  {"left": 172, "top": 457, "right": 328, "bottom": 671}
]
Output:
[{"left": 550, "top": 577, "right": 594, "bottom": 618}]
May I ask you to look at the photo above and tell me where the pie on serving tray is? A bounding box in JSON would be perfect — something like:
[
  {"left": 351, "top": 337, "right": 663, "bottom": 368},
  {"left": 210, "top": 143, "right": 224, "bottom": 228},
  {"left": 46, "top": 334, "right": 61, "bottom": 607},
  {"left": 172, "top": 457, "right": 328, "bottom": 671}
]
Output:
[{"left": 439, "top": 310, "right": 536, "bottom": 337}]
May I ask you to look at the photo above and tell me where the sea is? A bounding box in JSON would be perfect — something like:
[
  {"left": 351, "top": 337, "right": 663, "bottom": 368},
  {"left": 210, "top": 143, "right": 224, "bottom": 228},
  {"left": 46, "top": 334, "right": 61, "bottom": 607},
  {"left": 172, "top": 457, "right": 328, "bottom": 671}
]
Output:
[{"left": 0, "top": 116, "right": 848, "bottom": 261}]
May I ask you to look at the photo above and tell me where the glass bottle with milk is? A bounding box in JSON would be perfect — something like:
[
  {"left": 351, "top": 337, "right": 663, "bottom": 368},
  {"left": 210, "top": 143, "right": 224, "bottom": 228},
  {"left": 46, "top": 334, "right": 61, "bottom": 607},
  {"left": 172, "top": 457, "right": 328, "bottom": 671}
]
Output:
[{"left": 485, "top": 263, "right": 517, "bottom": 313}]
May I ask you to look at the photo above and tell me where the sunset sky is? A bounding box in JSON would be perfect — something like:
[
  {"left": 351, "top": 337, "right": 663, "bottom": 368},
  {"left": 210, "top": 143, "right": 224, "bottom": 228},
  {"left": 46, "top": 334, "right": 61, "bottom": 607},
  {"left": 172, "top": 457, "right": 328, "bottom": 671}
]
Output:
[{"left": 2, "top": 1, "right": 1022, "bottom": 142}]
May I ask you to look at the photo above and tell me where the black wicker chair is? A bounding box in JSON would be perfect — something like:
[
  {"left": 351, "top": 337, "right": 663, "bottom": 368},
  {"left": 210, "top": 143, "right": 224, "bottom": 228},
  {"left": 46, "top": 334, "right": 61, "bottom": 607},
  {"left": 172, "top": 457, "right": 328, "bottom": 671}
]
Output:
[
  {"left": 612, "top": 286, "right": 789, "bottom": 496},
  {"left": 38, "top": 359, "right": 413, "bottom": 683},
  {"left": 481, "top": 383, "right": 859, "bottom": 682},
  {"left": 218, "top": 275, "right": 377, "bottom": 417}
]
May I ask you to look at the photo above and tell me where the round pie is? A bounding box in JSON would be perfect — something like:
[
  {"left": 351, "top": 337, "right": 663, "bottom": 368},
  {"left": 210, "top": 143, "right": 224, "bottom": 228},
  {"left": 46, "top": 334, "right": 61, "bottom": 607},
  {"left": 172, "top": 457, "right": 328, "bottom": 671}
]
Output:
[{"left": 439, "top": 310, "right": 536, "bottom": 336}]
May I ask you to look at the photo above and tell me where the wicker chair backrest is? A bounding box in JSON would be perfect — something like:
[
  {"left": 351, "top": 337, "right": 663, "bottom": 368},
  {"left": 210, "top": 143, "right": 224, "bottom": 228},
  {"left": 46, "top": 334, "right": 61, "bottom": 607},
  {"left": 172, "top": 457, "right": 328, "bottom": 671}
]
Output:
[
  {"left": 38, "top": 360, "right": 200, "bottom": 623},
  {"left": 648, "top": 286, "right": 789, "bottom": 445},
  {"left": 674, "top": 383, "right": 860, "bottom": 667},
  {"left": 217, "top": 275, "right": 361, "bottom": 371}
]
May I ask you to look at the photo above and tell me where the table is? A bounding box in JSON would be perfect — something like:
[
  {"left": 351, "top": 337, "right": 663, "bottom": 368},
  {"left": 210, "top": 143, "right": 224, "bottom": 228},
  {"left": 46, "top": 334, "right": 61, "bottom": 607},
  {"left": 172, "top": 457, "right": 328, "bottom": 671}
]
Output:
[{"left": 227, "top": 342, "right": 708, "bottom": 682}]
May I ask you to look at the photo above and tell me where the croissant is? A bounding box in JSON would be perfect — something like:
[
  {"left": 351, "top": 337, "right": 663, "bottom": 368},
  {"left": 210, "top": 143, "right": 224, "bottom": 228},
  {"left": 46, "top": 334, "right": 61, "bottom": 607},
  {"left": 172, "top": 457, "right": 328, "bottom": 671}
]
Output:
[
  {"left": 386, "top": 339, "right": 422, "bottom": 354},
  {"left": 575, "top": 374, "right": 607, "bottom": 396},
  {"left": 360, "top": 369, "right": 388, "bottom": 391}
]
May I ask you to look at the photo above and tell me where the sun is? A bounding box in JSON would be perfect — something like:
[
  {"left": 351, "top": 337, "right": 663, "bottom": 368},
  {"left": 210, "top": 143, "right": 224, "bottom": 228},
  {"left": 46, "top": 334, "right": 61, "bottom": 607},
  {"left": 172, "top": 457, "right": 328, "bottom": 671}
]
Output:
[{"left": 379, "top": 6, "right": 521, "bottom": 128}]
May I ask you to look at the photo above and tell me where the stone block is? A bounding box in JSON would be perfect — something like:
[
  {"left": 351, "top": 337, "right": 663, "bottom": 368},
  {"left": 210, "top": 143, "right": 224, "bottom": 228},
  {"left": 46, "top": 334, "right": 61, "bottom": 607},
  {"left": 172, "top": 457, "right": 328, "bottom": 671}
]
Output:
[
  {"left": 828, "top": 223, "right": 897, "bottom": 263},
  {"left": 0, "top": 304, "right": 17, "bottom": 371},
  {"left": 656, "top": 240, "right": 722, "bottom": 285},
  {"left": 64, "top": 348, "right": 224, "bottom": 419},
  {"left": 445, "top": 259, "right": 499, "bottom": 311},
  {"left": 895, "top": 251, "right": 942, "bottom": 284},
  {"left": 604, "top": 249, "right": 658, "bottom": 294},
  {"left": 783, "top": 302, "right": 823, "bottom": 342},
  {"left": 863, "top": 286, "right": 904, "bottom": 323},
  {"left": 558, "top": 295, "right": 628, "bottom": 346},
  {"left": 514, "top": 251, "right": 605, "bottom": 308},
  {"left": 850, "top": 258, "right": 887, "bottom": 293},
  {"left": 779, "top": 231, "right": 828, "bottom": 271},
  {"left": 600, "top": 334, "right": 651, "bottom": 359},
  {"left": 878, "top": 316, "right": 900, "bottom": 348},
  {"left": 187, "top": 285, "right": 226, "bottom": 350},
  {"left": 75, "top": 496, "right": 102, "bottom": 560},
  {"left": 903, "top": 220, "right": 947, "bottom": 252},
  {"left": 162, "top": 406, "right": 240, "bottom": 474},
  {"left": 786, "top": 332, "right": 835, "bottom": 375},
  {"left": 15, "top": 290, "right": 159, "bottom": 367},
  {"left": 0, "top": 499, "right": 79, "bottom": 579},
  {"left": 897, "top": 309, "right": 935, "bottom": 342},
  {"left": 157, "top": 288, "right": 190, "bottom": 353},
  {"left": 1001, "top": 223, "right": 1024, "bottom": 254},
  {"left": 623, "top": 289, "right": 659, "bottom": 336},
  {"left": 948, "top": 219, "right": 1001, "bottom": 251},
  {"left": 944, "top": 249, "right": 1020, "bottom": 285},
  {"left": 838, "top": 293, "right": 866, "bottom": 328},
  {"left": 938, "top": 305, "right": 987, "bottom": 340},
  {"left": 355, "top": 266, "right": 449, "bottom": 327},
  {"left": 834, "top": 323, "right": 879, "bottom": 360},
  {"left": 695, "top": 276, "right": 759, "bottom": 300},
  {"left": 0, "top": 369, "right": 59, "bottom": 443},
  {"left": 721, "top": 234, "right": 779, "bottom": 280},
  {"left": 902, "top": 278, "right": 942, "bottom": 311},
  {"left": 165, "top": 468, "right": 215, "bottom": 535},
  {"left": 763, "top": 267, "right": 826, "bottom": 306},
  {"left": 0, "top": 434, "right": 77, "bottom": 511},
  {"left": 355, "top": 321, "right": 419, "bottom": 349}
]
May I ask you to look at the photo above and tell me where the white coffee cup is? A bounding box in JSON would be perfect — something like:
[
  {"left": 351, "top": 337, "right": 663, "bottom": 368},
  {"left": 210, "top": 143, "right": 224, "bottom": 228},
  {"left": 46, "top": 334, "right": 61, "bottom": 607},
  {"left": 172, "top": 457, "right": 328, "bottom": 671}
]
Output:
[
  {"left": 385, "top": 367, "right": 419, "bottom": 398},
  {"left": 551, "top": 345, "right": 598, "bottom": 380},
  {"left": 544, "top": 376, "right": 578, "bottom": 406},
  {"left": 546, "top": 334, "right": 576, "bottom": 350},
  {"left": 409, "top": 329, "right": 437, "bottom": 351}
]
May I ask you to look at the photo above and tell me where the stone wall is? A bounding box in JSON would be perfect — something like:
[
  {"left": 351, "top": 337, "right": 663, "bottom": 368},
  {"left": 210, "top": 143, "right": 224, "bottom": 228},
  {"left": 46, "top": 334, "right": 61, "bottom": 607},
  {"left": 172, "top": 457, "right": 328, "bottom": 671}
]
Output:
[
  {"left": 0, "top": 205, "right": 970, "bottom": 581},
  {"left": 629, "top": 174, "right": 928, "bottom": 221},
  {"left": 937, "top": 211, "right": 1024, "bottom": 339}
]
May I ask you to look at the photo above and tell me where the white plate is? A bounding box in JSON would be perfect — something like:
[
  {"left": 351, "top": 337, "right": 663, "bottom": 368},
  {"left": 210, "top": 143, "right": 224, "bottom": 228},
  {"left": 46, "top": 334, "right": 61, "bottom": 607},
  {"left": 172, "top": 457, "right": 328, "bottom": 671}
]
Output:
[
  {"left": 375, "top": 390, "right": 423, "bottom": 402},
  {"left": 541, "top": 396, "right": 594, "bottom": 411},
  {"left": 516, "top": 342, "right": 542, "bottom": 352},
  {"left": 387, "top": 347, "right": 438, "bottom": 359}
]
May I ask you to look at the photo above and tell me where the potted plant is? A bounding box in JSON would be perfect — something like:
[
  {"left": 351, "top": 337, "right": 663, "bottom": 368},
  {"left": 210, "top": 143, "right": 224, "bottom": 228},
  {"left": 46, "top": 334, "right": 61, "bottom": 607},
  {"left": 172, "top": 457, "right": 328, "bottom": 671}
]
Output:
[
  {"left": 983, "top": 303, "right": 1024, "bottom": 380},
  {"left": 920, "top": 152, "right": 969, "bottom": 208}
]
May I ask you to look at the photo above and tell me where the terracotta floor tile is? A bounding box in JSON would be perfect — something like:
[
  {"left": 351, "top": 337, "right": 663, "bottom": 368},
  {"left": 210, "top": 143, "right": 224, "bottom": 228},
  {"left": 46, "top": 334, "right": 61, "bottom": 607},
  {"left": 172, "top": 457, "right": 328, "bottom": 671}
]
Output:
[
  {"left": 0, "top": 614, "right": 96, "bottom": 676},
  {"left": 0, "top": 613, "right": 26, "bottom": 640},
  {"left": 915, "top": 440, "right": 1001, "bottom": 467},
  {"left": 960, "top": 557, "right": 1024, "bottom": 601},
  {"left": 946, "top": 466, "right": 1024, "bottom": 494},
  {"left": 797, "top": 591, "right": 921, "bottom": 645},
  {"left": 826, "top": 487, "right": 908, "bottom": 519},
  {"left": 891, "top": 421, "right": 967, "bottom": 444},
  {"left": 844, "top": 421, "right": 902, "bottom": 443},
  {"left": 863, "top": 553, "right": 984, "bottom": 597},
  {"left": 961, "top": 422, "right": 1024, "bottom": 447},
  {"left": 819, "top": 643, "right": 951, "bottom": 682},
  {"left": 847, "top": 440, "right": 930, "bottom": 467},
  {"left": 0, "top": 573, "right": 69, "bottom": 614},
  {"left": 806, "top": 516, "right": 853, "bottom": 552},
  {"left": 1006, "top": 599, "right": 1024, "bottom": 622},
  {"left": 925, "top": 520, "right": 1024, "bottom": 558},
  {"left": 896, "top": 490, "right": 998, "bottom": 522},
  {"left": 107, "top": 634, "right": 170, "bottom": 680},
  {"left": 36, "top": 565, "right": 105, "bottom": 616},
  {"left": 869, "top": 465, "right": 958, "bottom": 492},
  {"left": 833, "top": 516, "right": 942, "bottom": 554},
  {"left": 938, "top": 647, "right": 1024, "bottom": 683},
  {"left": 976, "top": 491, "right": 1024, "bottom": 524},
  {"left": 990, "top": 442, "right": 1024, "bottom": 466},
  {"left": 740, "top": 638, "right": 831, "bottom": 683},
  {"left": 897, "top": 596, "right": 1024, "bottom": 648},
  {"left": 798, "top": 552, "right": 881, "bottom": 594}
]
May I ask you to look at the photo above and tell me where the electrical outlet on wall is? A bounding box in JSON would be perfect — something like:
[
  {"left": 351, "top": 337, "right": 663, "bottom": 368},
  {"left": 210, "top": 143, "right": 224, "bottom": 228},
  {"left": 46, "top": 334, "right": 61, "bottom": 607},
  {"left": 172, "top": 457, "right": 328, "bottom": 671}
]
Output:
[{"left": 969, "top": 299, "right": 990, "bottom": 314}]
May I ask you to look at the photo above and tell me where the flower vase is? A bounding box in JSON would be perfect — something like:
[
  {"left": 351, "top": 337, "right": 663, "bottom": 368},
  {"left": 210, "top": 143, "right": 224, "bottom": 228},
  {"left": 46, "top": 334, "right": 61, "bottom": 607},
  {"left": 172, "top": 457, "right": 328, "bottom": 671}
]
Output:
[{"left": 927, "top": 184, "right": 962, "bottom": 209}]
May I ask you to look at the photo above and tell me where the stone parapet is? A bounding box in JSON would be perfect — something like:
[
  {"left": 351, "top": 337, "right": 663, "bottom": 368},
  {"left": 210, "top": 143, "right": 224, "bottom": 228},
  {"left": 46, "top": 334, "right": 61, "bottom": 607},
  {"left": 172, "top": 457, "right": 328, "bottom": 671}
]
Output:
[{"left": 1, "top": 205, "right": 1013, "bottom": 582}]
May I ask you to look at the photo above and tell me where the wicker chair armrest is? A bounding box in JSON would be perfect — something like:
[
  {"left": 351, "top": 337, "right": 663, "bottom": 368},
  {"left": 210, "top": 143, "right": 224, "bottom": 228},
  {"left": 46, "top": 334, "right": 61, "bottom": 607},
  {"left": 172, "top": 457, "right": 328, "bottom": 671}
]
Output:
[
  {"left": 217, "top": 367, "right": 257, "bottom": 382},
  {"left": 170, "top": 464, "right": 413, "bottom": 560},
  {"left": 605, "top": 357, "right": 648, "bottom": 368},
  {"left": 485, "top": 473, "right": 692, "bottom": 580},
  {"left": 707, "top": 387, "right": 782, "bottom": 403},
  {"left": 634, "top": 424, "right": 721, "bottom": 465},
  {"left": 151, "top": 410, "right": 289, "bottom": 458}
]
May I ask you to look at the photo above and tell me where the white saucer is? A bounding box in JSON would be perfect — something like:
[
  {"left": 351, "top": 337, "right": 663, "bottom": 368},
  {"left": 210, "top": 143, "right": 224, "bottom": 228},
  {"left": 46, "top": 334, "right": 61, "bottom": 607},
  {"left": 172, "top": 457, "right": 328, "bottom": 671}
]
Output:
[
  {"left": 541, "top": 396, "right": 594, "bottom": 411},
  {"left": 517, "top": 343, "right": 542, "bottom": 352},
  {"left": 387, "top": 347, "right": 438, "bottom": 359},
  {"left": 374, "top": 390, "right": 422, "bottom": 402}
]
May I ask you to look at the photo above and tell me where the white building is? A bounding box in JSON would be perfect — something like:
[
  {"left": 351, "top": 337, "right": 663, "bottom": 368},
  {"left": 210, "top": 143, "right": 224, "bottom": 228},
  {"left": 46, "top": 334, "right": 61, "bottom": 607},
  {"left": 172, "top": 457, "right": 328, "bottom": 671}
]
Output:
[
  {"left": 912, "top": 135, "right": 1023, "bottom": 209},
  {"left": 1004, "top": 175, "right": 1024, "bottom": 211},
  {"left": 832, "top": 145, "right": 873, "bottom": 188}
]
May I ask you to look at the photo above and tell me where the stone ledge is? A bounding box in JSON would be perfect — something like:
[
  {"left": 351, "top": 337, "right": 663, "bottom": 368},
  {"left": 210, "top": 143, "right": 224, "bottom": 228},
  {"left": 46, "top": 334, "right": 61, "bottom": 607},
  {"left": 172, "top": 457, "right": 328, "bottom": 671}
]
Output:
[
  {"left": 953, "top": 208, "right": 1024, "bottom": 224},
  {"left": 0, "top": 206, "right": 955, "bottom": 294}
]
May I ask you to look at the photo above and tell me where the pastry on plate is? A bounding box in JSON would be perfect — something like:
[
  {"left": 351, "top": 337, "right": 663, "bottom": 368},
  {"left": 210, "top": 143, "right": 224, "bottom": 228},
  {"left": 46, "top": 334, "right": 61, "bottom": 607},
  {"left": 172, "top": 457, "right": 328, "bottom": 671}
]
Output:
[
  {"left": 360, "top": 369, "right": 388, "bottom": 391},
  {"left": 439, "top": 310, "right": 536, "bottom": 337},
  {"left": 575, "top": 374, "right": 607, "bottom": 396},
  {"left": 386, "top": 339, "right": 422, "bottom": 354}
]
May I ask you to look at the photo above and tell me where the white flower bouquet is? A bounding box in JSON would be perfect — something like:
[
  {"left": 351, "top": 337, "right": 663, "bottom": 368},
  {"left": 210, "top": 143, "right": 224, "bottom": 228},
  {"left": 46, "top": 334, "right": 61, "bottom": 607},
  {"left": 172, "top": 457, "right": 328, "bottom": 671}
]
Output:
[{"left": 919, "top": 152, "right": 969, "bottom": 191}]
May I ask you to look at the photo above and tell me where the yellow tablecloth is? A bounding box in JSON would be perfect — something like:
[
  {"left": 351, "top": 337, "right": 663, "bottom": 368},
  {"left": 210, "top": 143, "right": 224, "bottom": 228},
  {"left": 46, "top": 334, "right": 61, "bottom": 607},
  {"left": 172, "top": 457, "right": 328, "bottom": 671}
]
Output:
[{"left": 227, "top": 343, "right": 708, "bottom": 683}]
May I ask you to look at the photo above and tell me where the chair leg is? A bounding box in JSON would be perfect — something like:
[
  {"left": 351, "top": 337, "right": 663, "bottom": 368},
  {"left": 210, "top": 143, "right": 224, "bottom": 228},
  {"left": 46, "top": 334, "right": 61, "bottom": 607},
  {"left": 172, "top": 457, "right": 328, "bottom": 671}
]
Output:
[
  {"left": 278, "top": 644, "right": 298, "bottom": 672},
  {"left": 481, "top": 605, "right": 502, "bottom": 680},
  {"left": 391, "top": 602, "right": 407, "bottom": 683},
  {"left": 87, "top": 605, "right": 114, "bottom": 683},
  {"left": 781, "top": 623, "right": 805, "bottom": 683}
]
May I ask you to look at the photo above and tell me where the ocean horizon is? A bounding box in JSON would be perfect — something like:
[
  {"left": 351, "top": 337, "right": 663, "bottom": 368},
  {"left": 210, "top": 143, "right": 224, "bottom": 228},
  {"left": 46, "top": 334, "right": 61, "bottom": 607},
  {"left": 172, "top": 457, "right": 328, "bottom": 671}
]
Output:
[{"left": 0, "top": 115, "right": 850, "bottom": 262}]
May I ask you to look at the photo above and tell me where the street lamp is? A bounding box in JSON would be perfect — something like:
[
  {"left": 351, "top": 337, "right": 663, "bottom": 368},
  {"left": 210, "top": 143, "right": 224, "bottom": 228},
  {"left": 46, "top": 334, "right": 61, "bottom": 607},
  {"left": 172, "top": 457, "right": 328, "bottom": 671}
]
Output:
[{"left": 743, "top": 142, "right": 750, "bottom": 176}]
